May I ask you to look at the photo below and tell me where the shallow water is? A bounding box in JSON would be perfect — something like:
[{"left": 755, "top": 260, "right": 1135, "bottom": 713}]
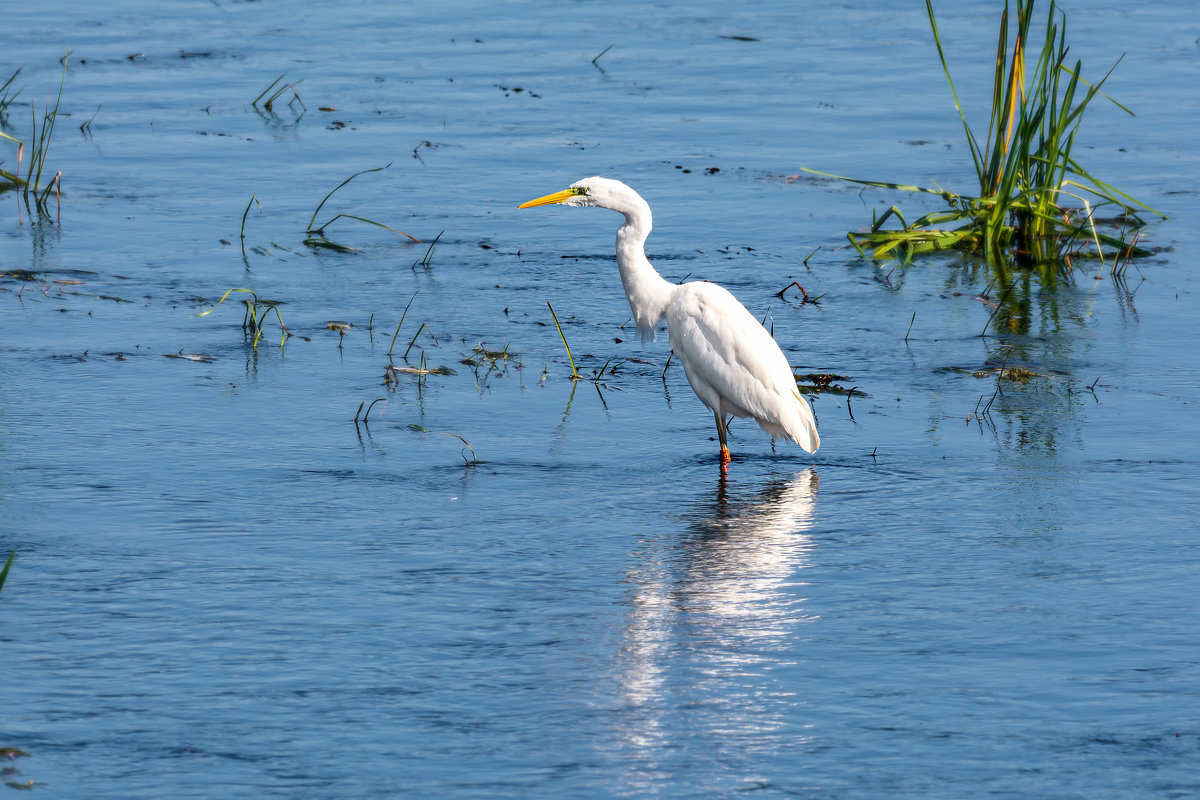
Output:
[{"left": 3, "top": 1, "right": 1199, "bottom": 797}]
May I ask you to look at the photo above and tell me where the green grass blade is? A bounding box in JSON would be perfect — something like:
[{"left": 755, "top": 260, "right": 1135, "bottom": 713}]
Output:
[
  {"left": 388, "top": 290, "right": 420, "bottom": 356},
  {"left": 797, "top": 167, "right": 948, "bottom": 197},
  {"left": 253, "top": 73, "right": 287, "bottom": 107},
  {"left": 926, "top": 0, "right": 986, "bottom": 180},
  {"left": 0, "top": 550, "right": 13, "bottom": 592},
  {"left": 306, "top": 164, "right": 392, "bottom": 232},
  {"left": 240, "top": 194, "right": 261, "bottom": 242},
  {"left": 1062, "top": 171, "right": 1167, "bottom": 219},
  {"left": 311, "top": 212, "right": 421, "bottom": 242},
  {"left": 547, "top": 301, "right": 581, "bottom": 379},
  {"left": 982, "top": 1, "right": 1008, "bottom": 165},
  {"left": 1066, "top": 54, "right": 1133, "bottom": 116}
]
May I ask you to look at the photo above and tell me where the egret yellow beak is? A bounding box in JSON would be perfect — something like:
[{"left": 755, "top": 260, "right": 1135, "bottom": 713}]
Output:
[{"left": 518, "top": 187, "right": 586, "bottom": 209}]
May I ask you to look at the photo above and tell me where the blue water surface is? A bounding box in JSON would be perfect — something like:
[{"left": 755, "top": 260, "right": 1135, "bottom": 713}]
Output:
[{"left": 2, "top": 0, "right": 1199, "bottom": 797}]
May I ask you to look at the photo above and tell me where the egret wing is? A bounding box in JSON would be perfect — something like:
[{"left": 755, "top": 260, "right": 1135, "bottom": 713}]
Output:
[{"left": 667, "top": 283, "right": 795, "bottom": 418}]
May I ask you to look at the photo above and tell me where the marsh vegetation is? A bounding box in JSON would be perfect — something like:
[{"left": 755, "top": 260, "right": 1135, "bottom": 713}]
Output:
[{"left": 805, "top": 0, "right": 1165, "bottom": 275}]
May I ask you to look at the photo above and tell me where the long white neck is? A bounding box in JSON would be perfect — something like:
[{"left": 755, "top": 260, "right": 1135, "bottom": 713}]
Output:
[{"left": 614, "top": 201, "right": 675, "bottom": 341}]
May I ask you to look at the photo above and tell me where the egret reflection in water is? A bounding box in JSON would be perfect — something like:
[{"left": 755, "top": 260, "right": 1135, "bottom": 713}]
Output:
[{"left": 612, "top": 469, "right": 820, "bottom": 786}]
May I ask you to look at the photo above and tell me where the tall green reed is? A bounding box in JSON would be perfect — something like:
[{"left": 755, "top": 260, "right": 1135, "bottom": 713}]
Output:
[
  {"left": 7, "top": 54, "right": 69, "bottom": 213},
  {"left": 804, "top": 1, "right": 1165, "bottom": 274}
]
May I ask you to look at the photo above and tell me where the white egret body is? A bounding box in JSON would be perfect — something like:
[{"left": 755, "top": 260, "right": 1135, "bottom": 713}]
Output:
[{"left": 519, "top": 177, "right": 819, "bottom": 464}]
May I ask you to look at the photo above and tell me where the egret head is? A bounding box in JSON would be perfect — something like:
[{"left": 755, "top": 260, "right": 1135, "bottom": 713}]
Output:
[{"left": 519, "top": 176, "right": 647, "bottom": 216}]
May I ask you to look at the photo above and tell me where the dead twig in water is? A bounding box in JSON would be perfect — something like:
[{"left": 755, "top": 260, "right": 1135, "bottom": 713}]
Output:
[
  {"left": 774, "top": 281, "right": 823, "bottom": 304},
  {"left": 980, "top": 283, "right": 1014, "bottom": 337}
]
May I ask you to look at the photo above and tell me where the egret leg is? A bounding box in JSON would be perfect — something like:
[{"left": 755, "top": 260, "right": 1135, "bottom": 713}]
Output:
[{"left": 714, "top": 410, "right": 730, "bottom": 465}]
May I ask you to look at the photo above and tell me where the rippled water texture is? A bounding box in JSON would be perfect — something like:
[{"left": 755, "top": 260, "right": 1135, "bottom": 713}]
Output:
[{"left": 3, "top": 1, "right": 1199, "bottom": 797}]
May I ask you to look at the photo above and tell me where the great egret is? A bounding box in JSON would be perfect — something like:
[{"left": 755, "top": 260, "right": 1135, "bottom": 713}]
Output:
[{"left": 519, "top": 176, "right": 819, "bottom": 464}]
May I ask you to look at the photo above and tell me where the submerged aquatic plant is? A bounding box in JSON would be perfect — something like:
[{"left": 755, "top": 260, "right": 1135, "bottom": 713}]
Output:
[
  {"left": 804, "top": 0, "right": 1165, "bottom": 273},
  {"left": 461, "top": 341, "right": 522, "bottom": 389}
]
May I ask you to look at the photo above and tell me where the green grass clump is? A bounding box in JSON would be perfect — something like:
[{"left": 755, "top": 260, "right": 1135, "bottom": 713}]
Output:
[
  {"left": 252, "top": 72, "right": 306, "bottom": 114},
  {"left": 2, "top": 55, "right": 68, "bottom": 212},
  {"left": 197, "top": 288, "right": 292, "bottom": 349},
  {"left": 804, "top": 0, "right": 1164, "bottom": 273}
]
